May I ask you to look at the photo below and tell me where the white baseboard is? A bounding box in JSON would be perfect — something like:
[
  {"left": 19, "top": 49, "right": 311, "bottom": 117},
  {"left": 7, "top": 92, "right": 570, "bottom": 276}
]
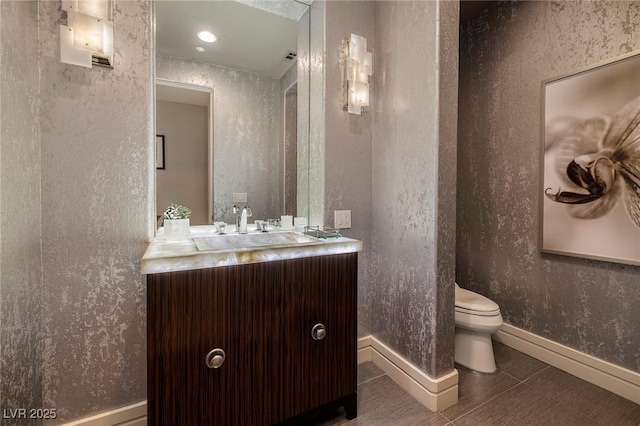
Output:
[
  {"left": 60, "top": 401, "right": 147, "bottom": 426},
  {"left": 357, "top": 335, "right": 458, "bottom": 411},
  {"left": 494, "top": 323, "right": 640, "bottom": 405},
  {"left": 58, "top": 326, "right": 639, "bottom": 425},
  {"left": 113, "top": 419, "right": 146, "bottom": 426},
  {"left": 61, "top": 335, "right": 463, "bottom": 425}
]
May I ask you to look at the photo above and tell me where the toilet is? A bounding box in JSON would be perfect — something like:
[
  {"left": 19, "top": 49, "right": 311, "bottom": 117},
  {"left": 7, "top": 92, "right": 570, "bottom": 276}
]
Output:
[{"left": 454, "top": 283, "right": 503, "bottom": 373}]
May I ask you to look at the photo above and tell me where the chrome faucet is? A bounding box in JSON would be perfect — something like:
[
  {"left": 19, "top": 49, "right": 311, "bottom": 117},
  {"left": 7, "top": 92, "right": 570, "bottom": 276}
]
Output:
[
  {"left": 238, "top": 205, "right": 252, "bottom": 234},
  {"left": 232, "top": 205, "right": 241, "bottom": 231}
]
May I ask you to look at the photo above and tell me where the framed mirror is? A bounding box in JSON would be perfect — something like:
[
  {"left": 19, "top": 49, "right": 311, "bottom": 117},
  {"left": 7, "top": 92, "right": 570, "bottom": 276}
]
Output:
[{"left": 154, "top": 0, "right": 310, "bottom": 226}]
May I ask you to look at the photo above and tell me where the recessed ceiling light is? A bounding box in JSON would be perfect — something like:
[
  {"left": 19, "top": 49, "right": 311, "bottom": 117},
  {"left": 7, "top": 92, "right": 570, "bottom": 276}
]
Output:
[
  {"left": 195, "top": 46, "right": 205, "bottom": 52},
  {"left": 197, "top": 31, "right": 217, "bottom": 43}
]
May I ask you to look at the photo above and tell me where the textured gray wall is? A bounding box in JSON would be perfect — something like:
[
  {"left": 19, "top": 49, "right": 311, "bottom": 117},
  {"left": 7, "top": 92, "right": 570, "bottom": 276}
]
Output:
[
  {"left": 458, "top": 0, "right": 640, "bottom": 372},
  {"left": 434, "top": 0, "right": 459, "bottom": 377},
  {"left": 280, "top": 62, "right": 298, "bottom": 216},
  {"left": 156, "top": 54, "right": 282, "bottom": 224},
  {"left": 0, "top": 1, "right": 43, "bottom": 423},
  {"left": 370, "top": 1, "right": 437, "bottom": 363},
  {"left": 39, "top": 0, "right": 153, "bottom": 423},
  {"left": 323, "top": 1, "right": 375, "bottom": 337},
  {"left": 320, "top": 1, "right": 458, "bottom": 378},
  {"left": 308, "top": 0, "right": 325, "bottom": 227},
  {"left": 365, "top": 0, "right": 457, "bottom": 377},
  {"left": 284, "top": 86, "right": 298, "bottom": 216}
]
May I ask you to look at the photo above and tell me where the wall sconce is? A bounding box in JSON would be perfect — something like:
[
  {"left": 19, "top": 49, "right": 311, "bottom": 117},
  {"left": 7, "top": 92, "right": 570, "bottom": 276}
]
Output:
[
  {"left": 342, "top": 33, "right": 373, "bottom": 115},
  {"left": 60, "top": 0, "right": 113, "bottom": 68}
]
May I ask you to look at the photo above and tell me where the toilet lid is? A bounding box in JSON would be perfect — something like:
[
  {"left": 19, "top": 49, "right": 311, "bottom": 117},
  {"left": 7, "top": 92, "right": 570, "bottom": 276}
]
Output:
[{"left": 455, "top": 285, "right": 500, "bottom": 314}]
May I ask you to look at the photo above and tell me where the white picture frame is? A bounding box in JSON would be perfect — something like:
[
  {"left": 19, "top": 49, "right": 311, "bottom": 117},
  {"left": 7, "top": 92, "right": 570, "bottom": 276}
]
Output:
[{"left": 540, "top": 51, "right": 640, "bottom": 266}]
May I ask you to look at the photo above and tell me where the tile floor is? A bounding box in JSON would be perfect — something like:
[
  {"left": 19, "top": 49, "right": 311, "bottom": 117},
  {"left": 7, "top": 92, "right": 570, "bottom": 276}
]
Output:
[{"left": 312, "top": 342, "right": 640, "bottom": 426}]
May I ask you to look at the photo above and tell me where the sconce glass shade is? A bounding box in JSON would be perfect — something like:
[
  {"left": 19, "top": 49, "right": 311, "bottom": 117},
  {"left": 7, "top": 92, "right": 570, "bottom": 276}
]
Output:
[
  {"left": 60, "top": 0, "right": 113, "bottom": 68},
  {"left": 60, "top": 25, "right": 92, "bottom": 68},
  {"left": 62, "top": 0, "right": 110, "bottom": 19},
  {"left": 343, "top": 33, "right": 373, "bottom": 115},
  {"left": 350, "top": 34, "right": 366, "bottom": 60},
  {"left": 68, "top": 11, "right": 113, "bottom": 55},
  {"left": 363, "top": 52, "right": 373, "bottom": 76},
  {"left": 347, "top": 81, "right": 369, "bottom": 114}
]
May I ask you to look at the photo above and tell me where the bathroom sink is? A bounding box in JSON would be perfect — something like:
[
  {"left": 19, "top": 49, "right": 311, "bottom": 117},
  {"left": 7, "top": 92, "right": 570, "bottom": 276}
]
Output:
[{"left": 192, "top": 231, "right": 319, "bottom": 252}]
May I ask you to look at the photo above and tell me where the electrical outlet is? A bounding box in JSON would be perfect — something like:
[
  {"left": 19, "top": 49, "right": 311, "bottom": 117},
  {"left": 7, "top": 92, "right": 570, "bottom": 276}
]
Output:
[
  {"left": 334, "top": 210, "right": 351, "bottom": 229},
  {"left": 233, "top": 192, "right": 247, "bottom": 203}
]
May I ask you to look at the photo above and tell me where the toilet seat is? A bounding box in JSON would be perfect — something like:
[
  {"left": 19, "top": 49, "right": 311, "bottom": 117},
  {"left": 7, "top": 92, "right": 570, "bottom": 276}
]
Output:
[
  {"left": 455, "top": 284, "right": 500, "bottom": 316},
  {"left": 455, "top": 306, "right": 501, "bottom": 317}
]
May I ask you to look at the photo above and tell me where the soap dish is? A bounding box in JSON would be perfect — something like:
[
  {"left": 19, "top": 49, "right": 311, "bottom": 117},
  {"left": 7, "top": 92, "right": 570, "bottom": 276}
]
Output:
[{"left": 303, "top": 225, "right": 342, "bottom": 239}]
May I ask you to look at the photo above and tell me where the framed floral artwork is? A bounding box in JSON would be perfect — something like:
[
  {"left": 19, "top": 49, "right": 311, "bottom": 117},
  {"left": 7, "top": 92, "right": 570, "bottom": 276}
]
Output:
[{"left": 540, "top": 51, "right": 640, "bottom": 266}]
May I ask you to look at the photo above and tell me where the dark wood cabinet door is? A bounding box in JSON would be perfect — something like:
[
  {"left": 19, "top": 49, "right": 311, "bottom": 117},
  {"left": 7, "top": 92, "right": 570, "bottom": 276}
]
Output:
[
  {"left": 147, "top": 253, "right": 358, "bottom": 425},
  {"left": 147, "top": 266, "right": 260, "bottom": 425},
  {"left": 296, "top": 253, "right": 358, "bottom": 410},
  {"left": 264, "top": 254, "right": 358, "bottom": 422}
]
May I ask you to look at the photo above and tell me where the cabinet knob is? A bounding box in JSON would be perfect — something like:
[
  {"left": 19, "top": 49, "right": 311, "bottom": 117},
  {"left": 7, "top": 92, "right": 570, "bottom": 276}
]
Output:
[
  {"left": 312, "top": 323, "right": 326, "bottom": 340},
  {"left": 205, "top": 348, "right": 226, "bottom": 369}
]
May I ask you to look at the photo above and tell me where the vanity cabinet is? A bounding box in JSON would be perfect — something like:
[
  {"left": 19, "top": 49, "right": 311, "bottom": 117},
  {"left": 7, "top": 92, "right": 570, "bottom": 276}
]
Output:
[{"left": 147, "top": 253, "right": 358, "bottom": 425}]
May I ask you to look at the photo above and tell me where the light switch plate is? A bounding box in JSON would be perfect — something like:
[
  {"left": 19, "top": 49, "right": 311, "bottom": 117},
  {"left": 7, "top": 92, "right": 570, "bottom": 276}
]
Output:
[
  {"left": 233, "top": 192, "right": 247, "bottom": 203},
  {"left": 334, "top": 210, "right": 351, "bottom": 229}
]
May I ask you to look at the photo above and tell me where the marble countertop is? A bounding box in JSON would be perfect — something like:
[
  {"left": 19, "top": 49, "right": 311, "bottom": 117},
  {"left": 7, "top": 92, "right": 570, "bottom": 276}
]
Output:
[{"left": 141, "top": 225, "right": 362, "bottom": 274}]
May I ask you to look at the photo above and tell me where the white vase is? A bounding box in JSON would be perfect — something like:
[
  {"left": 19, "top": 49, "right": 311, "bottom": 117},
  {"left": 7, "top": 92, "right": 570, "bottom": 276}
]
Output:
[{"left": 164, "top": 218, "right": 190, "bottom": 240}]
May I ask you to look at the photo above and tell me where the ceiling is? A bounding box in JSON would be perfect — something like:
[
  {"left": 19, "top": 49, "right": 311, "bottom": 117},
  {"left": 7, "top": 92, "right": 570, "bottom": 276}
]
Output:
[{"left": 155, "top": 1, "right": 307, "bottom": 79}]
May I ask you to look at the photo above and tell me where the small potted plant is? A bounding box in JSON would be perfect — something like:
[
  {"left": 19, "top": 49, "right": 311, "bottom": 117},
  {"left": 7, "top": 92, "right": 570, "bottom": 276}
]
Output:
[{"left": 163, "top": 203, "right": 192, "bottom": 239}]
